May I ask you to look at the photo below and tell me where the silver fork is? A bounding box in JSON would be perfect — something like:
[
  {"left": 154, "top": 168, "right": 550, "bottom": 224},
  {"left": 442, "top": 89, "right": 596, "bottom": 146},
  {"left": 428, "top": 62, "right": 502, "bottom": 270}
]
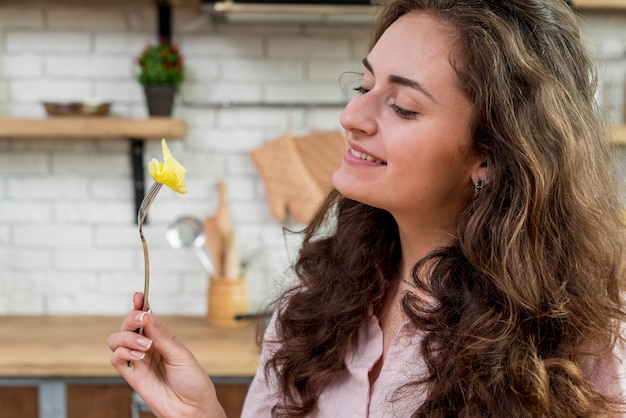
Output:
[
  {"left": 137, "top": 182, "right": 163, "bottom": 319},
  {"left": 128, "top": 181, "right": 163, "bottom": 366}
]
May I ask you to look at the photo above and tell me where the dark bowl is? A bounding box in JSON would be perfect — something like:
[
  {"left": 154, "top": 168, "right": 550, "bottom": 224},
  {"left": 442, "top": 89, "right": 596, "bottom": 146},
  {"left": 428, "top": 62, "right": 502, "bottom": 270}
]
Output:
[{"left": 43, "top": 102, "right": 111, "bottom": 117}]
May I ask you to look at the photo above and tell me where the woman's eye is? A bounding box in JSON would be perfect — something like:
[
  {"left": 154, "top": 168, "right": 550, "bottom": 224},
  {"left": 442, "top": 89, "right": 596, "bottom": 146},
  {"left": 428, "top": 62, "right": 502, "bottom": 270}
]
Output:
[
  {"left": 390, "top": 103, "right": 418, "bottom": 119},
  {"left": 351, "top": 86, "right": 418, "bottom": 119}
]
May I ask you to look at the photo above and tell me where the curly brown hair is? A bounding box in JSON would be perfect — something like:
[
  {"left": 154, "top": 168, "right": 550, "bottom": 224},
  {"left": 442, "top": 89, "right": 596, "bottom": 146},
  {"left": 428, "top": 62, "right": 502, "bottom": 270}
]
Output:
[{"left": 264, "top": 0, "right": 626, "bottom": 416}]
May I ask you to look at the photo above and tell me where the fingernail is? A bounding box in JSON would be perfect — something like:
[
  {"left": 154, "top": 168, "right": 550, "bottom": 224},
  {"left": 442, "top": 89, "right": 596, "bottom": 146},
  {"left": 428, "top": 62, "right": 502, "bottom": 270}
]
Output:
[
  {"left": 134, "top": 311, "right": 148, "bottom": 322},
  {"left": 130, "top": 350, "right": 145, "bottom": 360},
  {"left": 137, "top": 337, "right": 152, "bottom": 348}
]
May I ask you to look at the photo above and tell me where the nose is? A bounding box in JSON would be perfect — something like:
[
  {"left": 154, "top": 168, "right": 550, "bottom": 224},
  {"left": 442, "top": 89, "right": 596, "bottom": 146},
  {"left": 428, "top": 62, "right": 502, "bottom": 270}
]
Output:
[{"left": 339, "top": 93, "right": 377, "bottom": 136}]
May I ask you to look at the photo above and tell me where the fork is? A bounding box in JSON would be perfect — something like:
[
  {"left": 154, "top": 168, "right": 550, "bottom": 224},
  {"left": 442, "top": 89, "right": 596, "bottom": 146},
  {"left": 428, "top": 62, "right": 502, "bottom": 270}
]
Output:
[
  {"left": 137, "top": 181, "right": 163, "bottom": 321},
  {"left": 128, "top": 181, "right": 163, "bottom": 366}
]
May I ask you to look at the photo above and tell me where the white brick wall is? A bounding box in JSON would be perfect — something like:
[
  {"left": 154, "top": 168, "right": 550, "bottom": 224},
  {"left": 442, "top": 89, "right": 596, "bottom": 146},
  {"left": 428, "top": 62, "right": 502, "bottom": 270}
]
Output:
[{"left": 0, "top": 4, "right": 624, "bottom": 317}]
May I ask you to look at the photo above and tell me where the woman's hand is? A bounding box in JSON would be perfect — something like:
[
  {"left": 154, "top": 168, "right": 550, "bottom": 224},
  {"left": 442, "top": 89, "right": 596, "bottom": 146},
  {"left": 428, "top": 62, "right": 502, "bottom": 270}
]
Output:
[{"left": 108, "top": 293, "right": 226, "bottom": 418}]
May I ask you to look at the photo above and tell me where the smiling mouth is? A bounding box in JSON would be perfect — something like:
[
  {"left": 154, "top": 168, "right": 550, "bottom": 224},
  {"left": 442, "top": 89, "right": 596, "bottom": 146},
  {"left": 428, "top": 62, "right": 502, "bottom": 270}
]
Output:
[{"left": 350, "top": 148, "right": 386, "bottom": 165}]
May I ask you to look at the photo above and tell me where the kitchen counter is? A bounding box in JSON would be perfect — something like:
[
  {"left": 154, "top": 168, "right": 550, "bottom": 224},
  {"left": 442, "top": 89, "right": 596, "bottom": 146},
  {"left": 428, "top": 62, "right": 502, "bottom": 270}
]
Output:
[
  {"left": 0, "top": 315, "right": 260, "bottom": 377},
  {"left": 0, "top": 315, "right": 260, "bottom": 418}
]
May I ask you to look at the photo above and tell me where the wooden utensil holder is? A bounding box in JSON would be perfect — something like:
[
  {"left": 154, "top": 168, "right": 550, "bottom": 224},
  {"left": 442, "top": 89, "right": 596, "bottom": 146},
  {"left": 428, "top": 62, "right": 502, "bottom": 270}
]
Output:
[{"left": 207, "top": 277, "right": 250, "bottom": 328}]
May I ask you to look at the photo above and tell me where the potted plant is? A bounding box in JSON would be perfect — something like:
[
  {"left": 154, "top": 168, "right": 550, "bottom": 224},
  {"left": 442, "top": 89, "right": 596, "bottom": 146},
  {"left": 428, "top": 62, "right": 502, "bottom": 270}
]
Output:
[{"left": 136, "top": 40, "right": 184, "bottom": 116}]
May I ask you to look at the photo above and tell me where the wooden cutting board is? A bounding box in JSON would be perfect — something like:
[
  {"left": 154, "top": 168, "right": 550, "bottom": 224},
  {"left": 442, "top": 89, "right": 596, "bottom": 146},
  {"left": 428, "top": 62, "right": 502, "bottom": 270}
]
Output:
[{"left": 251, "top": 131, "right": 344, "bottom": 224}]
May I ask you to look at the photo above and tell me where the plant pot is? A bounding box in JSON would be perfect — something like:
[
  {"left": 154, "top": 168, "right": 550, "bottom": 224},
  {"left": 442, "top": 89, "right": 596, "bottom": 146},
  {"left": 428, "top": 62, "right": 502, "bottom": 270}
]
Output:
[{"left": 144, "top": 84, "right": 177, "bottom": 116}]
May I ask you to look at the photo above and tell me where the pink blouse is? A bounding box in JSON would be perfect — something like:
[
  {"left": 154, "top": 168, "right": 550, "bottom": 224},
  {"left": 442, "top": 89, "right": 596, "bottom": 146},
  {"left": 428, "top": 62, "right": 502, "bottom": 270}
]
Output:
[{"left": 242, "top": 312, "right": 626, "bottom": 417}]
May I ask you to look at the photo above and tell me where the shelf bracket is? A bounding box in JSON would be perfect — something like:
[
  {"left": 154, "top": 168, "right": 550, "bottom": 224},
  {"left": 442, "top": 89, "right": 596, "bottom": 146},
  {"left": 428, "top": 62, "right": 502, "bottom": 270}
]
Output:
[
  {"left": 130, "top": 138, "right": 145, "bottom": 224},
  {"left": 156, "top": 0, "right": 171, "bottom": 43}
]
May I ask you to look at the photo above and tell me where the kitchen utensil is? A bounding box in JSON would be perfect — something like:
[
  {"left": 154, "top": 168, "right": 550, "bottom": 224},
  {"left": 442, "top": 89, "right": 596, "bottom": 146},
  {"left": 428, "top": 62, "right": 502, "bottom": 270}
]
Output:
[
  {"left": 250, "top": 131, "right": 344, "bottom": 224},
  {"left": 215, "top": 181, "right": 230, "bottom": 237},
  {"left": 129, "top": 181, "right": 163, "bottom": 365},
  {"left": 202, "top": 181, "right": 233, "bottom": 278},
  {"left": 234, "top": 311, "right": 273, "bottom": 321},
  {"left": 137, "top": 182, "right": 163, "bottom": 315},
  {"left": 166, "top": 216, "right": 215, "bottom": 275},
  {"left": 203, "top": 216, "right": 223, "bottom": 278},
  {"left": 223, "top": 229, "right": 241, "bottom": 278}
]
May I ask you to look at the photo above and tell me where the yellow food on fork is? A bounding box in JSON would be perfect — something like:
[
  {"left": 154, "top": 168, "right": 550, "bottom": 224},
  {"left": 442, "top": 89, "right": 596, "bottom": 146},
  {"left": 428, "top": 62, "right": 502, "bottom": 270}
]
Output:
[{"left": 148, "top": 138, "right": 187, "bottom": 194}]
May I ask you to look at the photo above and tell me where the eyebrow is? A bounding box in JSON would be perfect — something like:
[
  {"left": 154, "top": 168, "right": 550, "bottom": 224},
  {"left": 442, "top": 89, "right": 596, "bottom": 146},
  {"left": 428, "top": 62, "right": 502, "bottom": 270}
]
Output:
[{"left": 362, "top": 57, "right": 437, "bottom": 103}]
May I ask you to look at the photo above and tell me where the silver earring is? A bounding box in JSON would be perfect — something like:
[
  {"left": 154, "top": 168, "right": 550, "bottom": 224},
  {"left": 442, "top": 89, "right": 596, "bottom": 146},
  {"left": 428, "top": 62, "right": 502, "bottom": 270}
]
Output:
[{"left": 474, "top": 178, "right": 484, "bottom": 197}]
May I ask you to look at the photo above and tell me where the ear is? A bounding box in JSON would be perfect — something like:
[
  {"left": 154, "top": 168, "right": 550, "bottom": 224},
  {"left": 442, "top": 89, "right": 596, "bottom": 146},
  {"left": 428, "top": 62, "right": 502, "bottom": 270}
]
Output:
[{"left": 470, "top": 158, "right": 489, "bottom": 186}]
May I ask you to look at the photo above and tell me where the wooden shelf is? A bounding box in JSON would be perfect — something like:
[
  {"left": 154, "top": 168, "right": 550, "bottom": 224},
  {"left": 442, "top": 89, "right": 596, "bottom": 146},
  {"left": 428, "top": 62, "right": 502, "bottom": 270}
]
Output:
[
  {"left": 1, "top": 0, "right": 624, "bottom": 10},
  {"left": 0, "top": 0, "right": 201, "bottom": 6},
  {"left": 0, "top": 117, "right": 187, "bottom": 222},
  {"left": 612, "top": 125, "right": 626, "bottom": 145},
  {"left": 0, "top": 0, "right": 624, "bottom": 10},
  {"left": 574, "top": 0, "right": 626, "bottom": 9},
  {"left": 0, "top": 117, "right": 186, "bottom": 139}
]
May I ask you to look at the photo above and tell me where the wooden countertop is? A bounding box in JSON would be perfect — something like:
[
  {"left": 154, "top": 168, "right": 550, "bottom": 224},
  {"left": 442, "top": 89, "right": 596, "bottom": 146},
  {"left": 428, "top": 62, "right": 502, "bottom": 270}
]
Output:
[
  {"left": 613, "top": 125, "right": 626, "bottom": 145},
  {"left": 0, "top": 117, "right": 186, "bottom": 139},
  {"left": 0, "top": 316, "right": 260, "bottom": 378}
]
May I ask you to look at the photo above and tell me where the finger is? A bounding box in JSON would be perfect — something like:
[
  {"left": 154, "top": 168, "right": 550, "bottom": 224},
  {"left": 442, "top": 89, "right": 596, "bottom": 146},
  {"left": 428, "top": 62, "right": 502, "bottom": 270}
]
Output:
[
  {"left": 133, "top": 292, "right": 150, "bottom": 311},
  {"left": 110, "top": 343, "right": 148, "bottom": 367},
  {"left": 118, "top": 308, "right": 152, "bottom": 333},
  {"left": 109, "top": 343, "right": 155, "bottom": 388},
  {"left": 109, "top": 328, "right": 155, "bottom": 380},
  {"left": 141, "top": 311, "right": 195, "bottom": 363},
  {"left": 107, "top": 329, "right": 153, "bottom": 355},
  {"left": 132, "top": 292, "right": 143, "bottom": 310}
]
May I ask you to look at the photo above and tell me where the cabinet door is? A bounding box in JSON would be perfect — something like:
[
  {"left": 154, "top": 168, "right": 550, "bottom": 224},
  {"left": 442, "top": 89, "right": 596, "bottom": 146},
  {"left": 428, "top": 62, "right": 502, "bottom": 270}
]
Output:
[
  {"left": 216, "top": 384, "right": 250, "bottom": 418},
  {"left": 67, "top": 383, "right": 249, "bottom": 418},
  {"left": 0, "top": 386, "right": 38, "bottom": 418},
  {"left": 68, "top": 384, "right": 134, "bottom": 418},
  {"left": 0, "top": 382, "right": 249, "bottom": 418}
]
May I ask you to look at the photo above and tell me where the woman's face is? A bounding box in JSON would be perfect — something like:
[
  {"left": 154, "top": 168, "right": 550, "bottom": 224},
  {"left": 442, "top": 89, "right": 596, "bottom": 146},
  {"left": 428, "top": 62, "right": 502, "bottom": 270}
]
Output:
[{"left": 333, "top": 12, "right": 484, "bottom": 234}]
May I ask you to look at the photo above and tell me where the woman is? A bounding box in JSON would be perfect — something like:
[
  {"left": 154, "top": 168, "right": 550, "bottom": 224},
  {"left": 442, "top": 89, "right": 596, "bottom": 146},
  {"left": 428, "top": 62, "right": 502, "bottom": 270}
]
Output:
[{"left": 108, "top": 0, "right": 626, "bottom": 416}]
